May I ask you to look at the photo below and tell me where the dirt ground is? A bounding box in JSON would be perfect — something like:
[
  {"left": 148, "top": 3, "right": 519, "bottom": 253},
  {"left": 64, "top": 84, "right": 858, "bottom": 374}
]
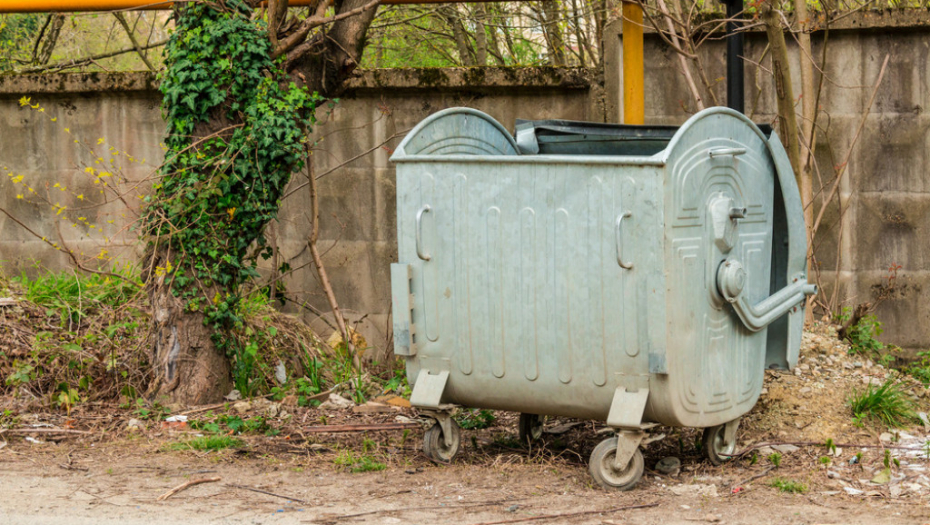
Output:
[
  {"left": 1, "top": 433, "right": 929, "bottom": 525},
  {"left": 3, "top": 325, "right": 930, "bottom": 524}
]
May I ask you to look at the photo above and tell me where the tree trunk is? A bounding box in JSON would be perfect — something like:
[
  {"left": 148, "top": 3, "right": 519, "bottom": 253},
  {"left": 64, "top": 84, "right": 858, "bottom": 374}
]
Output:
[
  {"left": 440, "top": 6, "right": 476, "bottom": 66},
  {"left": 148, "top": 250, "right": 233, "bottom": 404},
  {"left": 761, "top": 1, "right": 802, "bottom": 179},
  {"left": 145, "top": 0, "right": 379, "bottom": 405},
  {"left": 474, "top": 5, "right": 489, "bottom": 66},
  {"left": 540, "top": 0, "right": 567, "bottom": 66},
  {"left": 36, "top": 14, "right": 65, "bottom": 65}
]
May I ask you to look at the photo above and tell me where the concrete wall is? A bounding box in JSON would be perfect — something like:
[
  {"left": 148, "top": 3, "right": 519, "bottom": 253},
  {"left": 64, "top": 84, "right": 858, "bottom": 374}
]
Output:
[
  {"left": 1, "top": 13, "right": 929, "bottom": 354},
  {"left": 0, "top": 67, "right": 597, "bottom": 358},
  {"left": 601, "top": 11, "right": 930, "bottom": 353}
]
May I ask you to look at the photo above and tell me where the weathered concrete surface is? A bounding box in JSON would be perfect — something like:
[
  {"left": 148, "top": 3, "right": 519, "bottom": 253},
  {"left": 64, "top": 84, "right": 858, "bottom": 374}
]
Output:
[
  {"left": 602, "top": 14, "right": 930, "bottom": 353},
  {"left": 0, "top": 68, "right": 598, "bottom": 358},
  {"left": 1, "top": 13, "right": 929, "bottom": 353}
]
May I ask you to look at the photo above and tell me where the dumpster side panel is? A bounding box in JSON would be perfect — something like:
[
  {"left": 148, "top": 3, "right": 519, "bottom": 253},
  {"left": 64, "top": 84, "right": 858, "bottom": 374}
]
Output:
[
  {"left": 653, "top": 113, "right": 775, "bottom": 428},
  {"left": 397, "top": 159, "right": 664, "bottom": 421}
]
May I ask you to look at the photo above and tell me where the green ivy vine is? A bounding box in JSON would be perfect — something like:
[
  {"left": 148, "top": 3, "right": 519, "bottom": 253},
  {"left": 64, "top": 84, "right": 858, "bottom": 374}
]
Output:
[{"left": 143, "top": 0, "right": 321, "bottom": 389}]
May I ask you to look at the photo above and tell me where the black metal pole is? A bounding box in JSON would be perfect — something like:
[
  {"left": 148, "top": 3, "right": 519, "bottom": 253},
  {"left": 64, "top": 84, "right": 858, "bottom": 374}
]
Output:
[{"left": 725, "top": 0, "right": 744, "bottom": 113}]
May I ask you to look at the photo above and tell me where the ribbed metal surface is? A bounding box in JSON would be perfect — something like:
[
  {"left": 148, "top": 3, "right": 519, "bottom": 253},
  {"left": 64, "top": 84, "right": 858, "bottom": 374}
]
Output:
[{"left": 392, "top": 107, "right": 812, "bottom": 428}]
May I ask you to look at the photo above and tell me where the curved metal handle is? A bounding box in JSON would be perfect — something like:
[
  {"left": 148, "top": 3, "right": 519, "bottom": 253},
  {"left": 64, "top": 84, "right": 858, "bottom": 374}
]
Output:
[
  {"left": 416, "top": 205, "right": 432, "bottom": 261},
  {"left": 709, "top": 147, "right": 747, "bottom": 158},
  {"left": 615, "top": 211, "right": 633, "bottom": 269}
]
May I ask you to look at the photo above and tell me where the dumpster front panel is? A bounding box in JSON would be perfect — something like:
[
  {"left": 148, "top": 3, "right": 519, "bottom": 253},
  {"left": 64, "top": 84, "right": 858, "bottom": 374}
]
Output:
[
  {"left": 657, "top": 113, "right": 776, "bottom": 428},
  {"left": 395, "top": 159, "right": 665, "bottom": 421}
]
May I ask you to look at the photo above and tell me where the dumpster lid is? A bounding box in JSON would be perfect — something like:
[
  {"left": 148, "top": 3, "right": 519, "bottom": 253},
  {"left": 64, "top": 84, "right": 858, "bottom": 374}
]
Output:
[
  {"left": 514, "top": 117, "right": 773, "bottom": 157},
  {"left": 515, "top": 119, "right": 679, "bottom": 156}
]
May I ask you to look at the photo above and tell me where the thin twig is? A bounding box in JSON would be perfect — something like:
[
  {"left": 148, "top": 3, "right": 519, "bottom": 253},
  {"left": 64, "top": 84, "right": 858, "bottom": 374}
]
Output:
[
  {"left": 226, "top": 484, "right": 309, "bottom": 504},
  {"left": 303, "top": 423, "right": 421, "bottom": 433},
  {"left": 156, "top": 477, "right": 221, "bottom": 501},
  {"left": 810, "top": 53, "right": 890, "bottom": 237},
  {"left": 734, "top": 440, "right": 926, "bottom": 458},
  {"left": 731, "top": 466, "right": 775, "bottom": 488},
  {"left": 0, "top": 428, "right": 92, "bottom": 435},
  {"left": 330, "top": 498, "right": 527, "bottom": 520},
  {"left": 114, "top": 12, "right": 157, "bottom": 71},
  {"left": 468, "top": 502, "right": 659, "bottom": 525},
  {"left": 16, "top": 40, "right": 167, "bottom": 74}
]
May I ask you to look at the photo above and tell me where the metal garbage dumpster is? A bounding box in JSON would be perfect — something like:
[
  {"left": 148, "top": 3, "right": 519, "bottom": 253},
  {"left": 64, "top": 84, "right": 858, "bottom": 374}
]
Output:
[{"left": 389, "top": 107, "right": 816, "bottom": 489}]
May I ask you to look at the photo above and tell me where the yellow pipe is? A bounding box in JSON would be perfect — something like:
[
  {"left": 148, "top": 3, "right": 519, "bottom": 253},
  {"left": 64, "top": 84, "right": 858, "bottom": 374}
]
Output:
[
  {"left": 621, "top": 1, "right": 644, "bottom": 125},
  {"left": 0, "top": 0, "right": 518, "bottom": 12},
  {"left": 0, "top": 0, "right": 311, "bottom": 11}
]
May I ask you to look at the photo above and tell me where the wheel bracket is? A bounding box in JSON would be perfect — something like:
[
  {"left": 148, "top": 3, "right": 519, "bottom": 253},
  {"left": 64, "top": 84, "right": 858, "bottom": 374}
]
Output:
[
  {"left": 723, "top": 418, "right": 740, "bottom": 449},
  {"left": 420, "top": 408, "right": 456, "bottom": 448},
  {"left": 613, "top": 430, "right": 646, "bottom": 470}
]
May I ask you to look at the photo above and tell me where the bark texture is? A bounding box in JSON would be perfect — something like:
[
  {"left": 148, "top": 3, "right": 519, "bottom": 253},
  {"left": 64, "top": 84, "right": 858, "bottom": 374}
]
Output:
[
  {"left": 147, "top": 0, "right": 378, "bottom": 405},
  {"left": 148, "top": 256, "right": 232, "bottom": 404}
]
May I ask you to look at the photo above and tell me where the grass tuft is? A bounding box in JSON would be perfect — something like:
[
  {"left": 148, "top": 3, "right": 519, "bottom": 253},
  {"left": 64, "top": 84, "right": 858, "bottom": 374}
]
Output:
[
  {"left": 848, "top": 377, "right": 918, "bottom": 429},
  {"left": 769, "top": 477, "right": 807, "bottom": 494},
  {"left": 166, "top": 435, "right": 244, "bottom": 451},
  {"left": 333, "top": 449, "right": 387, "bottom": 473}
]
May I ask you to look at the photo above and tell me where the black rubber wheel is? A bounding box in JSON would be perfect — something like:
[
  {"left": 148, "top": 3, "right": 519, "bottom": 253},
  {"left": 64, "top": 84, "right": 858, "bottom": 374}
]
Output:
[
  {"left": 423, "top": 420, "right": 461, "bottom": 462},
  {"left": 518, "top": 413, "right": 545, "bottom": 445},
  {"left": 703, "top": 424, "right": 737, "bottom": 466},
  {"left": 588, "top": 437, "right": 645, "bottom": 491}
]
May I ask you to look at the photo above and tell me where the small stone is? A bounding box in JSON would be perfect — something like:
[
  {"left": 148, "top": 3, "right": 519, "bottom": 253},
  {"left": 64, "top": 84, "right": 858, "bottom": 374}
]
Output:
[
  {"left": 871, "top": 468, "right": 891, "bottom": 485},
  {"left": 224, "top": 389, "right": 242, "bottom": 401},
  {"left": 772, "top": 444, "right": 799, "bottom": 454},
  {"left": 319, "top": 393, "right": 354, "bottom": 410},
  {"left": 794, "top": 368, "right": 803, "bottom": 376},
  {"left": 827, "top": 470, "right": 842, "bottom": 479},
  {"left": 232, "top": 401, "right": 252, "bottom": 414},
  {"left": 656, "top": 456, "right": 682, "bottom": 476},
  {"left": 800, "top": 387, "right": 812, "bottom": 394},
  {"left": 670, "top": 484, "right": 718, "bottom": 498},
  {"left": 854, "top": 362, "right": 863, "bottom": 368},
  {"left": 799, "top": 364, "right": 810, "bottom": 371},
  {"left": 704, "top": 514, "right": 721, "bottom": 523},
  {"left": 880, "top": 432, "right": 894, "bottom": 442},
  {"left": 274, "top": 361, "right": 287, "bottom": 384},
  {"left": 918, "top": 412, "right": 930, "bottom": 432},
  {"left": 126, "top": 418, "right": 143, "bottom": 431},
  {"left": 844, "top": 487, "right": 864, "bottom": 496}
]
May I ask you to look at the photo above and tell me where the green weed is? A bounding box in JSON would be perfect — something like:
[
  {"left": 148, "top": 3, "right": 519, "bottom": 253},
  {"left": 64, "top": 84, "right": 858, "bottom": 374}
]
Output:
[
  {"left": 333, "top": 449, "right": 386, "bottom": 473},
  {"left": 455, "top": 408, "right": 496, "bottom": 430},
  {"left": 131, "top": 398, "right": 170, "bottom": 420},
  {"left": 819, "top": 456, "right": 831, "bottom": 466},
  {"left": 905, "top": 351, "right": 930, "bottom": 385},
  {"left": 849, "top": 378, "right": 918, "bottom": 428},
  {"left": 188, "top": 414, "right": 279, "bottom": 436},
  {"left": 0, "top": 409, "right": 18, "bottom": 428},
  {"left": 167, "top": 435, "right": 243, "bottom": 451},
  {"left": 768, "top": 452, "right": 782, "bottom": 468},
  {"left": 12, "top": 265, "right": 142, "bottom": 328},
  {"left": 769, "top": 477, "right": 807, "bottom": 494}
]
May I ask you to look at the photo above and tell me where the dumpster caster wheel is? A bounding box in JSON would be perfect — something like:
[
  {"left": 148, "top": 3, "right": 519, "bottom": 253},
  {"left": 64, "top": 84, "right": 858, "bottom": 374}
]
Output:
[
  {"left": 703, "top": 422, "right": 738, "bottom": 466},
  {"left": 588, "top": 437, "right": 644, "bottom": 491},
  {"left": 423, "top": 419, "right": 461, "bottom": 463},
  {"left": 518, "top": 413, "right": 545, "bottom": 444}
]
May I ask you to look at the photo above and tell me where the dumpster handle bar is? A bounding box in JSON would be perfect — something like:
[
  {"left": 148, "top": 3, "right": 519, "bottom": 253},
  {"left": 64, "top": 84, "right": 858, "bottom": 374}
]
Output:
[
  {"left": 708, "top": 147, "right": 747, "bottom": 158},
  {"left": 726, "top": 275, "right": 816, "bottom": 332},
  {"left": 416, "top": 205, "right": 432, "bottom": 261},
  {"left": 615, "top": 211, "right": 633, "bottom": 269}
]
